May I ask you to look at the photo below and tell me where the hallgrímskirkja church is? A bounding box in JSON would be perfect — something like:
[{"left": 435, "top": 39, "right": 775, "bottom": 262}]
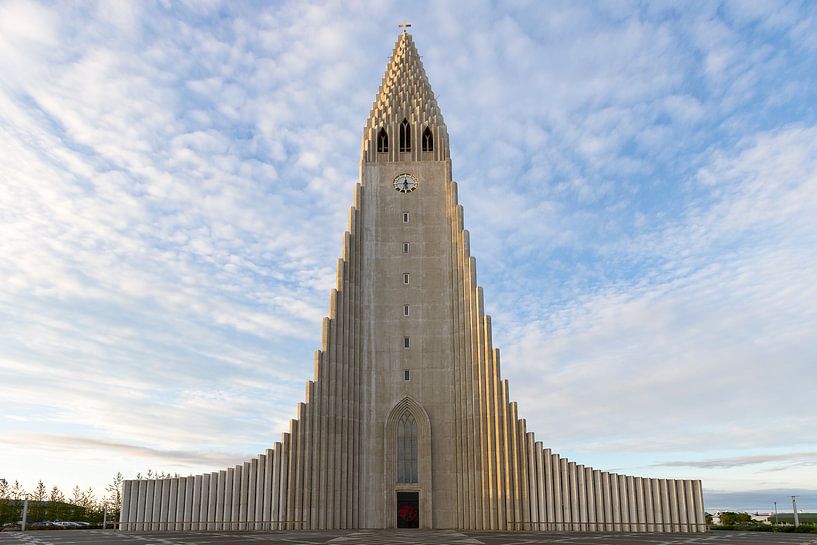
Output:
[{"left": 121, "top": 31, "right": 705, "bottom": 533}]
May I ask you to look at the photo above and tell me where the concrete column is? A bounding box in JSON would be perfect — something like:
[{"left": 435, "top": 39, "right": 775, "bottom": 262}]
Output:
[
  {"left": 575, "top": 464, "right": 586, "bottom": 531},
  {"left": 525, "top": 433, "right": 538, "bottom": 529},
  {"left": 239, "top": 461, "right": 250, "bottom": 530},
  {"left": 263, "top": 449, "right": 274, "bottom": 530},
  {"left": 231, "top": 465, "right": 241, "bottom": 531},
  {"left": 644, "top": 478, "right": 655, "bottom": 532},
  {"left": 223, "top": 468, "right": 233, "bottom": 530},
  {"left": 255, "top": 455, "right": 266, "bottom": 530},
  {"left": 610, "top": 474, "right": 620, "bottom": 532},
  {"left": 316, "top": 350, "right": 329, "bottom": 529},
  {"left": 216, "top": 471, "right": 225, "bottom": 531},
  {"left": 684, "top": 480, "right": 696, "bottom": 532},
  {"left": 168, "top": 478, "right": 179, "bottom": 531},
  {"left": 135, "top": 479, "right": 147, "bottom": 531},
  {"left": 121, "top": 480, "right": 132, "bottom": 531},
  {"left": 183, "top": 476, "right": 196, "bottom": 532},
  {"left": 208, "top": 472, "right": 218, "bottom": 530},
  {"left": 294, "top": 406, "right": 306, "bottom": 530},
  {"left": 199, "top": 474, "right": 210, "bottom": 531},
  {"left": 602, "top": 472, "right": 613, "bottom": 531},
  {"left": 651, "top": 479, "right": 662, "bottom": 532},
  {"left": 563, "top": 459, "right": 574, "bottom": 530},
  {"left": 154, "top": 479, "right": 164, "bottom": 531},
  {"left": 247, "top": 458, "right": 257, "bottom": 529},
  {"left": 279, "top": 434, "right": 291, "bottom": 529},
  {"left": 287, "top": 422, "right": 298, "bottom": 529},
  {"left": 189, "top": 475, "right": 201, "bottom": 531},
  {"left": 659, "top": 479, "right": 670, "bottom": 532},
  {"left": 175, "top": 478, "right": 187, "bottom": 531},
  {"left": 693, "top": 480, "right": 705, "bottom": 532},
  {"left": 511, "top": 407, "right": 525, "bottom": 529},
  {"left": 551, "top": 454, "right": 563, "bottom": 530},
  {"left": 668, "top": 478, "right": 679, "bottom": 532},
  {"left": 271, "top": 442, "right": 282, "bottom": 529},
  {"left": 635, "top": 477, "right": 646, "bottom": 532},
  {"left": 542, "top": 448, "right": 552, "bottom": 529},
  {"left": 585, "top": 467, "right": 595, "bottom": 531},
  {"left": 142, "top": 479, "right": 153, "bottom": 531},
  {"left": 159, "top": 478, "right": 170, "bottom": 531},
  {"left": 593, "top": 470, "right": 603, "bottom": 531},
  {"left": 627, "top": 476, "right": 637, "bottom": 531},
  {"left": 676, "top": 479, "right": 688, "bottom": 533},
  {"left": 618, "top": 475, "right": 630, "bottom": 532}
]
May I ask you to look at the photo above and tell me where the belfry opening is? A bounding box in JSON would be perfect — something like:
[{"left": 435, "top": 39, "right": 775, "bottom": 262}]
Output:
[{"left": 120, "top": 30, "right": 705, "bottom": 533}]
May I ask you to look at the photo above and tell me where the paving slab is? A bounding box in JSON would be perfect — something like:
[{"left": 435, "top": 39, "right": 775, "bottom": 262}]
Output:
[{"left": 0, "top": 530, "right": 815, "bottom": 545}]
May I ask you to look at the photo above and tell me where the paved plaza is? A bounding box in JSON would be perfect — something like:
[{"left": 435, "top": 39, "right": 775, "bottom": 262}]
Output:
[{"left": 1, "top": 530, "right": 816, "bottom": 545}]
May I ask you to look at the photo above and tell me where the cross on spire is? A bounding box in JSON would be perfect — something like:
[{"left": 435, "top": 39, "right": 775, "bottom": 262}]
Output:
[{"left": 399, "top": 21, "right": 412, "bottom": 33}]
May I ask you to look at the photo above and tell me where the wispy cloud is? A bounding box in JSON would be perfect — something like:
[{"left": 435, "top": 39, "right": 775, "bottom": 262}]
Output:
[
  {"left": 656, "top": 452, "right": 817, "bottom": 470},
  {"left": 1, "top": 1, "right": 816, "bottom": 496}
]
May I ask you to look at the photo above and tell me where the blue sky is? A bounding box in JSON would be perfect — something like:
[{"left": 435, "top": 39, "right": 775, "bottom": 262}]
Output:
[{"left": 1, "top": 0, "right": 816, "bottom": 512}]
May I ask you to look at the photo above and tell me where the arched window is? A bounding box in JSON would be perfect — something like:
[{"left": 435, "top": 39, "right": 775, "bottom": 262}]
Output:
[
  {"left": 377, "top": 128, "right": 389, "bottom": 153},
  {"left": 396, "top": 412, "right": 418, "bottom": 483},
  {"left": 422, "top": 127, "right": 433, "bottom": 152},
  {"left": 399, "top": 118, "right": 411, "bottom": 153}
]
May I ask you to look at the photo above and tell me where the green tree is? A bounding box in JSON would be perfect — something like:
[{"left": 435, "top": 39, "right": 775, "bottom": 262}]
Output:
[
  {"left": 10, "top": 481, "right": 25, "bottom": 499},
  {"left": 32, "top": 480, "right": 47, "bottom": 501},
  {"left": 720, "top": 511, "right": 752, "bottom": 525},
  {"left": 0, "top": 478, "right": 8, "bottom": 499},
  {"left": 49, "top": 486, "right": 65, "bottom": 503},
  {"left": 79, "top": 487, "right": 96, "bottom": 510},
  {"left": 105, "top": 473, "right": 123, "bottom": 514},
  {"left": 71, "top": 485, "right": 82, "bottom": 505}
]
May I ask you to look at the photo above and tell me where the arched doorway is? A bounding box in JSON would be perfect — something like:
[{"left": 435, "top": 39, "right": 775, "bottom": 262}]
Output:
[{"left": 385, "top": 397, "right": 432, "bottom": 528}]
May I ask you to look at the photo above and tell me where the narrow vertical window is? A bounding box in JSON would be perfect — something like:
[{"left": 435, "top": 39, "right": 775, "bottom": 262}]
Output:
[
  {"left": 377, "top": 128, "right": 389, "bottom": 152},
  {"left": 402, "top": 212, "right": 409, "bottom": 223},
  {"left": 399, "top": 118, "right": 411, "bottom": 152},
  {"left": 403, "top": 305, "right": 410, "bottom": 317},
  {"left": 402, "top": 242, "right": 409, "bottom": 253},
  {"left": 404, "top": 369, "right": 410, "bottom": 381},
  {"left": 422, "top": 126, "right": 433, "bottom": 152},
  {"left": 396, "top": 412, "right": 418, "bottom": 483},
  {"left": 403, "top": 273, "right": 409, "bottom": 284},
  {"left": 404, "top": 336, "right": 410, "bottom": 349}
]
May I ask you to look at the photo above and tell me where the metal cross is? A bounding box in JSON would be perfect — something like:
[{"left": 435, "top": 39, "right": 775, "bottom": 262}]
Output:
[{"left": 399, "top": 21, "right": 412, "bottom": 32}]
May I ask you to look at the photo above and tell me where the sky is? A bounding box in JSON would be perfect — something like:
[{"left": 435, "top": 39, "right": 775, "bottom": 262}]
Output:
[{"left": 1, "top": 0, "right": 816, "bottom": 513}]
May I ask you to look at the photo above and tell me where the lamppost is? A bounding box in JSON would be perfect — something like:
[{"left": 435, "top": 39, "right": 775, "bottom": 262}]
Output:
[{"left": 773, "top": 501, "right": 777, "bottom": 526}]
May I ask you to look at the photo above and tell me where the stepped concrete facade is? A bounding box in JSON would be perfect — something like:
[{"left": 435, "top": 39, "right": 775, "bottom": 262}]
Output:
[{"left": 121, "top": 31, "right": 705, "bottom": 532}]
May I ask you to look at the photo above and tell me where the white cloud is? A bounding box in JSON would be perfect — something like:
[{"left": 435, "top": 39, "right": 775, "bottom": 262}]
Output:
[{"left": 1, "top": 0, "right": 816, "bottom": 498}]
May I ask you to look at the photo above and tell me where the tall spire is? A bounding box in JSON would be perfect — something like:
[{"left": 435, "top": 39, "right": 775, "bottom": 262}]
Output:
[{"left": 362, "top": 32, "right": 448, "bottom": 162}]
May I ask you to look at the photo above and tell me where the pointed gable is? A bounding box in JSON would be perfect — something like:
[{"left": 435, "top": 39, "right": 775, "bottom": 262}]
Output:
[{"left": 362, "top": 32, "right": 448, "bottom": 162}]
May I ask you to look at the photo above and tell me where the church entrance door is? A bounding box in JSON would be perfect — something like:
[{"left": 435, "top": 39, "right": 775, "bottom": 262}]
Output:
[{"left": 396, "top": 491, "right": 419, "bottom": 528}]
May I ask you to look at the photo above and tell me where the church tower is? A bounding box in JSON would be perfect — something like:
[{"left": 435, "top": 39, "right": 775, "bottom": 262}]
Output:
[{"left": 121, "top": 31, "right": 705, "bottom": 533}]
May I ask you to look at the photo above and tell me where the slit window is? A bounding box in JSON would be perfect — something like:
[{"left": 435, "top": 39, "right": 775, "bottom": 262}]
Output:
[
  {"left": 402, "top": 212, "right": 409, "bottom": 223},
  {"left": 403, "top": 305, "right": 410, "bottom": 317},
  {"left": 404, "top": 336, "right": 410, "bottom": 349},
  {"left": 402, "top": 242, "right": 410, "bottom": 253},
  {"left": 422, "top": 127, "right": 433, "bottom": 152},
  {"left": 404, "top": 369, "right": 410, "bottom": 381},
  {"left": 399, "top": 118, "right": 411, "bottom": 152},
  {"left": 403, "top": 273, "right": 410, "bottom": 284},
  {"left": 377, "top": 128, "right": 389, "bottom": 153}
]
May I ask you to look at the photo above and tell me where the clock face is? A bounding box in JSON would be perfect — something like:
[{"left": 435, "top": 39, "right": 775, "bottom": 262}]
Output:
[{"left": 393, "top": 173, "right": 418, "bottom": 193}]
